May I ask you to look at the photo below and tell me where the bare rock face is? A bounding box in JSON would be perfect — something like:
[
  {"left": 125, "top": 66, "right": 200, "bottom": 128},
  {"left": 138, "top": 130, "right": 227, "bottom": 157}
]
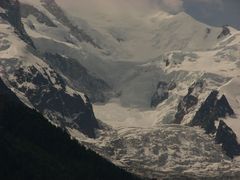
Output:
[
  {"left": 191, "top": 90, "right": 218, "bottom": 134},
  {"left": 217, "top": 26, "right": 231, "bottom": 39},
  {"left": 151, "top": 81, "right": 176, "bottom": 108},
  {"left": 174, "top": 80, "right": 204, "bottom": 124},
  {"left": 190, "top": 90, "right": 234, "bottom": 134},
  {"left": 216, "top": 120, "right": 240, "bottom": 159},
  {"left": 189, "top": 90, "right": 238, "bottom": 158},
  {"left": 151, "top": 81, "right": 169, "bottom": 108},
  {"left": 216, "top": 95, "right": 234, "bottom": 117},
  {"left": 7, "top": 63, "right": 100, "bottom": 138}
]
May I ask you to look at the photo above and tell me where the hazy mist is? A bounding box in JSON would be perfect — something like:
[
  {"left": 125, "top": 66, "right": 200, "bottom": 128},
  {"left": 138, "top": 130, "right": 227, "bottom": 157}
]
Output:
[{"left": 55, "top": 0, "right": 240, "bottom": 29}]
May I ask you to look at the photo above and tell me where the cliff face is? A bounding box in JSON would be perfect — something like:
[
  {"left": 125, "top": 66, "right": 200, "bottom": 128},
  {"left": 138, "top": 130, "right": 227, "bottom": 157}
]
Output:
[
  {"left": 189, "top": 90, "right": 240, "bottom": 158},
  {"left": 151, "top": 81, "right": 176, "bottom": 108},
  {"left": 191, "top": 90, "right": 234, "bottom": 134},
  {"left": 7, "top": 65, "right": 100, "bottom": 138},
  {"left": 216, "top": 120, "right": 240, "bottom": 159},
  {"left": 174, "top": 80, "right": 203, "bottom": 124}
]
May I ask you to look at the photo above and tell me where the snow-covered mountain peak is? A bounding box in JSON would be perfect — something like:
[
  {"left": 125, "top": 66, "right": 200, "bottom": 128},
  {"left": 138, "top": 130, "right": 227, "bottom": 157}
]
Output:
[{"left": 17, "top": 0, "right": 238, "bottom": 64}]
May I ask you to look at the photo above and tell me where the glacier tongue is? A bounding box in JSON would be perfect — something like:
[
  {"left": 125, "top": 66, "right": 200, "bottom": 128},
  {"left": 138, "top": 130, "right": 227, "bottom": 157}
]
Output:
[{"left": 71, "top": 124, "right": 240, "bottom": 179}]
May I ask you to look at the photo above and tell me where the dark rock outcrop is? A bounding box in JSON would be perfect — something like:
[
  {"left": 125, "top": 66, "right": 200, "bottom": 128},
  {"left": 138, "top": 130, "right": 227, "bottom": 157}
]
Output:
[
  {"left": 188, "top": 89, "right": 238, "bottom": 158},
  {"left": 190, "top": 90, "right": 234, "bottom": 134},
  {"left": 168, "top": 81, "right": 177, "bottom": 90},
  {"left": 151, "top": 81, "right": 176, "bottom": 108},
  {"left": 204, "top": 28, "right": 211, "bottom": 38},
  {"left": 7, "top": 64, "right": 100, "bottom": 138},
  {"left": 174, "top": 80, "right": 204, "bottom": 124},
  {"left": 190, "top": 90, "right": 218, "bottom": 134},
  {"left": 216, "top": 120, "right": 240, "bottom": 159},
  {"left": 0, "top": 0, "right": 35, "bottom": 47},
  {"left": 151, "top": 81, "right": 169, "bottom": 107},
  {"left": 217, "top": 26, "right": 231, "bottom": 39},
  {"left": 175, "top": 95, "right": 198, "bottom": 124},
  {"left": 216, "top": 95, "right": 234, "bottom": 117}
]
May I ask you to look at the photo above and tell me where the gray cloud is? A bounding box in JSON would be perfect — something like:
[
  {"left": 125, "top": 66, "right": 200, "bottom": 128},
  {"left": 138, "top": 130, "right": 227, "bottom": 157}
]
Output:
[
  {"left": 55, "top": 0, "right": 239, "bottom": 29},
  {"left": 184, "top": 0, "right": 240, "bottom": 29},
  {"left": 155, "top": 0, "right": 224, "bottom": 14},
  {"left": 55, "top": 0, "right": 224, "bottom": 14}
]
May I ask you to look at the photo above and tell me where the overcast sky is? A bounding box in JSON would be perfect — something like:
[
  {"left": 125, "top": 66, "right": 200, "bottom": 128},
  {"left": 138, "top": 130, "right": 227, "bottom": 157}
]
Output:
[
  {"left": 184, "top": 0, "right": 240, "bottom": 29},
  {"left": 56, "top": 0, "right": 240, "bottom": 29}
]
